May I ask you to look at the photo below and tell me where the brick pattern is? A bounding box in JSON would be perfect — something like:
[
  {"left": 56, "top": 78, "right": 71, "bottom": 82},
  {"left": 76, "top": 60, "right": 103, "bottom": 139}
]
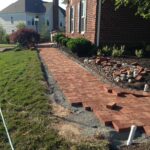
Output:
[{"left": 40, "top": 47, "right": 150, "bottom": 135}]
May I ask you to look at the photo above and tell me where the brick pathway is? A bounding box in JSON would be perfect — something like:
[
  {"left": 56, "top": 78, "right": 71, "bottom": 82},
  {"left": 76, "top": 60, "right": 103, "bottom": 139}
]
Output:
[{"left": 40, "top": 47, "right": 150, "bottom": 136}]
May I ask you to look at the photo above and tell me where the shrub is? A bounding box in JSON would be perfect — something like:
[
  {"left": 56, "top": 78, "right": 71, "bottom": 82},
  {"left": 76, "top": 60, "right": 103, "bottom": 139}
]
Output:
[
  {"left": 53, "top": 33, "right": 65, "bottom": 43},
  {"left": 67, "top": 38, "right": 93, "bottom": 57},
  {"left": 99, "top": 46, "right": 112, "bottom": 56},
  {"left": 145, "top": 45, "right": 150, "bottom": 57},
  {"left": 0, "top": 24, "right": 9, "bottom": 44},
  {"left": 16, "top": 22, "right": 26, "bottom": 30},
  {"left": 9, "top": 28, "right": 40, "bottom": 48},
  {"left": 62, "top": 38, "right": 70, "bottom": 46},
  {"left": 112, "top": 45, "right": 125, "bottom": 57},
  {"left": 135, "top": 49, "right": 144, "bottom": 58},
  {"left": 58, "top": 36, "right": 66, "bottom": 45},
  {"left": 40, "top": 24, "right": 50, "bottom": 42}
]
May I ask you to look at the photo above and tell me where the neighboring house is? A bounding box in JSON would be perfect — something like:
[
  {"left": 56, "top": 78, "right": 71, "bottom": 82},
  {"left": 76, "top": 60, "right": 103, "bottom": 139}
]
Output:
[
  {"left": 66, "top": 0, "right": 150, "bottom": 46},
  {"left": 0, "top": 0, "right": 66, "bottom": 34}
]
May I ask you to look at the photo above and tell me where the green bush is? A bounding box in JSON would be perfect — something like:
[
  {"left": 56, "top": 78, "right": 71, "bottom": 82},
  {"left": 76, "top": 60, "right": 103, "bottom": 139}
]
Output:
[
  {"left": 67, "top": 38, "right": 93, "bottom": 57},
  {"left": 0, "top": 24, "right": 9, "bottom": 44},
  {"left": 58, "top": 36, "right": 66, "bottom": 45},
  {"left": 62, "top": 38, "right": 70, "bottom": 46},
  {"left": 145, "top": 45, "right": 150, "bottom": 57},
  {"left": 40, "top": 24, "right": 50, "bottom": 42},
  {"left": 135, "top": 49, "right": 144, "bottom": 58},
  {"left": 53, "top": 33, "right": 65, "bottom": 43},
  {"left": 112, "top": 45, "right": 125, "bottom": 57}
]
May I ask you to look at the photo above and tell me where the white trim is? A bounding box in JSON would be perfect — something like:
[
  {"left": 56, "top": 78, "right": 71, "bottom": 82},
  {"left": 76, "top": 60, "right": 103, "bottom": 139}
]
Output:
[
  {"left": 96, "top": 0, "right": 102, "bottom": 47},
  {"left": 77, "top": 2, "right": 80, "bottom": 33},
  {"left": 84, "top": 0, "right": 87, "bottom": 32},
  {"left": 68, "top": 7, "right": 70, "bottom": 32},
  {"left": 70, "top": 6, "right": 75, "bottom": 33},
  {"left": 80, "top": 0, "right": 86, "bottom": 33}
]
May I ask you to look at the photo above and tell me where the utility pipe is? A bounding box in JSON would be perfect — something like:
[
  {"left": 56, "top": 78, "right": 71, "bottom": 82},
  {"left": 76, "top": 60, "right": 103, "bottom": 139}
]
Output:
[
  {"left": 127, "top": 125, "right": 137, "bottom": 146},
  {"left": 0, "top": 108, "right": 14, "bottom": 150}
]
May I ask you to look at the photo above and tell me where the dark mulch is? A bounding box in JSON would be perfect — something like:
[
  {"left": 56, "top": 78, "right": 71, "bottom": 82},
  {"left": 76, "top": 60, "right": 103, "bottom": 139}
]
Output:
[{"left": 60, "top": 46, "right": 150, "bottom": 91}]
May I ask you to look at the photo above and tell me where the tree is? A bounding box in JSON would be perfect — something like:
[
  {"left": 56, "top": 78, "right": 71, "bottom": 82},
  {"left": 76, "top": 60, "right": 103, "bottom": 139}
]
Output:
[
  {"left": 115, "top": 0, "right": 150, "bottom": 19},
  {"left": 16, "top": 22, "right": 26, "bottom": 30},
  {"left": 9, "top": 28, "right": 40, "bottom": 48},
  {"left": 39, "top": 24, "right": 50, "bottom": 42},
  {"left": 0, "top": 24, "right": 7, "bottom": 44}
]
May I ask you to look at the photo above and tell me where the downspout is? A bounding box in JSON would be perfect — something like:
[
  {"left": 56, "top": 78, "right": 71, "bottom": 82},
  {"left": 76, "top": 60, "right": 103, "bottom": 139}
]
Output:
[{"left": 96, "top": 0, "right": 102, "bottom": 47}]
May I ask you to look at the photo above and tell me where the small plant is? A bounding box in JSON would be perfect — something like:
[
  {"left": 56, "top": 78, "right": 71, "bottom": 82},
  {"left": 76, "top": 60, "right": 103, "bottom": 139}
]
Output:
[
  {"left": 99, "top": 46, "right": 112, "bottom": 56},
  {"left": 112, "top": 45, "right": 125, "bottom": 57},
  {"left": 145, "top": 45, "right": 150, "bottom": 57},
  {"left": 135, "top": 49, "right": 144, "bottom": 58}
]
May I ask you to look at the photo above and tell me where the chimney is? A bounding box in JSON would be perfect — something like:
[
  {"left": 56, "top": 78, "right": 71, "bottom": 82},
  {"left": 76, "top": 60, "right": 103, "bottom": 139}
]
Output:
[{"left": 53, "top": 0, "right": 59, "bottom": 30}]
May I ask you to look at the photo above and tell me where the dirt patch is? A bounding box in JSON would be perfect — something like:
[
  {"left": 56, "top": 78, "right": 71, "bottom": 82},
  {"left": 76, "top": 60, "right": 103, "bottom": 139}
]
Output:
[
  {"left": 52, "top": 103, "right": 71, "bottom": 118},
  {"left": 58, "top": 123, "right": 81, "bottom": 141}
]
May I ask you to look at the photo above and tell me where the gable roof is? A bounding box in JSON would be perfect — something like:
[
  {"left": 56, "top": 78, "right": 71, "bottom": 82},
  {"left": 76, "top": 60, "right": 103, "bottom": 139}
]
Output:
[
  {"left": 0, "top": 0, "right": 46, "bottom": 14},
  {"left": 59, "top": 6, "right": 66, "bottom": 16}
]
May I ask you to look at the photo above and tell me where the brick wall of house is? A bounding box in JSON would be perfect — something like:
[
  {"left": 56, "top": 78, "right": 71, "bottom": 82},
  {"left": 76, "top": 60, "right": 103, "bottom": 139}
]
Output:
[
  {"left": 66, "top": 0, "right": 97, "bottom": 43},
  {"left": 66, "top": 0, "right": 150, "bottom": 46},
  {"left": 100, "top": 0, "right": 150, "bottom": 45}
]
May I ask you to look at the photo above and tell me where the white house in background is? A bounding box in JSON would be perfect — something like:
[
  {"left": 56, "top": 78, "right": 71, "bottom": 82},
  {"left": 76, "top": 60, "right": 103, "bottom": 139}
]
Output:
[{"left": 0, "top": 0, "right": 65, "bottom": 34}]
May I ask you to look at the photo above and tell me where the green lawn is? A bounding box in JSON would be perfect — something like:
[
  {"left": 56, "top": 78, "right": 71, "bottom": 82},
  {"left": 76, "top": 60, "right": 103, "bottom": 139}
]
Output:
[
  {"left": 0, "top": 50, "right": 109, "bottom": 150},
  {"left": 0, "top": 44, "right": 16, "bottom": 48},
  {"left": 0, "top": 50, "right": 68, "bottom": 150}
]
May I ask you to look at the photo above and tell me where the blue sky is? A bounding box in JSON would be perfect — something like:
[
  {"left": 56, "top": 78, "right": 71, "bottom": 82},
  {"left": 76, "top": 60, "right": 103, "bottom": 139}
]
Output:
[{"left": 0, "top": 0, "right": 66, "bottom": 11}]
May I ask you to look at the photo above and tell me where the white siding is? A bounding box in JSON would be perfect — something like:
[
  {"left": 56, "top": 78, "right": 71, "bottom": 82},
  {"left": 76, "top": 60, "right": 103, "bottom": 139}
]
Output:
[
  {"left": 26, "top": 12, "right": 45, "bottom": 31},
  {"left": 44, "top": 2, "right": 53, "bottom": 31},
  {"left": 0, "top": 13, "right": 26, "bottom": 34}
]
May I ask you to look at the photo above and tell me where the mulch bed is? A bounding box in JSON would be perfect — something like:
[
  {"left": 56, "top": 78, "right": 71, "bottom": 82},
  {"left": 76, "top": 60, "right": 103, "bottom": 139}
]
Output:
[{"left": 60, "top": 46, "right": 150, "bottom": 92}]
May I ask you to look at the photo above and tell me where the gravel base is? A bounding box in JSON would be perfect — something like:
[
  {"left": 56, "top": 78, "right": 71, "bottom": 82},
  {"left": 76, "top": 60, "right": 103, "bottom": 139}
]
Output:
[{"left": 38, "top": 49, "right": 150, "bottom": 149}]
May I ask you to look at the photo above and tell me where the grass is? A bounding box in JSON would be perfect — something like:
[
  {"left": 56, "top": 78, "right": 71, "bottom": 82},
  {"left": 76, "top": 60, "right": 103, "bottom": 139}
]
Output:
[
  {"left": 0, "top": 50, "right": 109, "bottom": 150},
  {"left": 0, "top": 44, "right": 16, "bottom": 48}
]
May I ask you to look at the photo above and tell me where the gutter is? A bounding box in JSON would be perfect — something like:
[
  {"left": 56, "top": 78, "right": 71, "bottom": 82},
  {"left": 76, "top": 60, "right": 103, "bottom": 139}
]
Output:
[{"left": 96, "top": 0, "right": 102, "bottom": 47}]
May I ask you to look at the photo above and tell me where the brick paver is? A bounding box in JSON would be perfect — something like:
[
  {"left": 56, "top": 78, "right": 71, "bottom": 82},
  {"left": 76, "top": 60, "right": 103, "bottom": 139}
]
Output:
[{"left": 40, "top": 47, "right": 150, "bottom": 135}]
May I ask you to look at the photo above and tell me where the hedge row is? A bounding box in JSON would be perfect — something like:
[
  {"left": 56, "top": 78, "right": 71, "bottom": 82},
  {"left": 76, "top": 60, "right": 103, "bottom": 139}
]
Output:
[
  {"left": 53, "top": 33, "right": 97, "bottom": 57},
  {"left": 53, "top": 33, "right": 150, "bottom": 58}
]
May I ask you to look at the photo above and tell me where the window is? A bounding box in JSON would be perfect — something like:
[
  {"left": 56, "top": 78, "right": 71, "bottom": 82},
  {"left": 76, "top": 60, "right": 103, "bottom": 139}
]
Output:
[
  {"left": 32, "top": 18, "right": 34, "bottom": 26},
  {"left": 70, "top": 6, "right": 75, "bottom": 33},
  {"left": 11, "top": 17, "right": 14, "bottom": 24},
  {"left": 47, "top": 20, "right": 50, "bottom": 26},
  {"left": 80, "top": 0, "right": 86, "bottom": 33},
  {"left": 28, "top": 21, "right": 31, "bottom": 25},
  {"left": 60, "top": 22, "right": 62, "bottom": 27}
]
